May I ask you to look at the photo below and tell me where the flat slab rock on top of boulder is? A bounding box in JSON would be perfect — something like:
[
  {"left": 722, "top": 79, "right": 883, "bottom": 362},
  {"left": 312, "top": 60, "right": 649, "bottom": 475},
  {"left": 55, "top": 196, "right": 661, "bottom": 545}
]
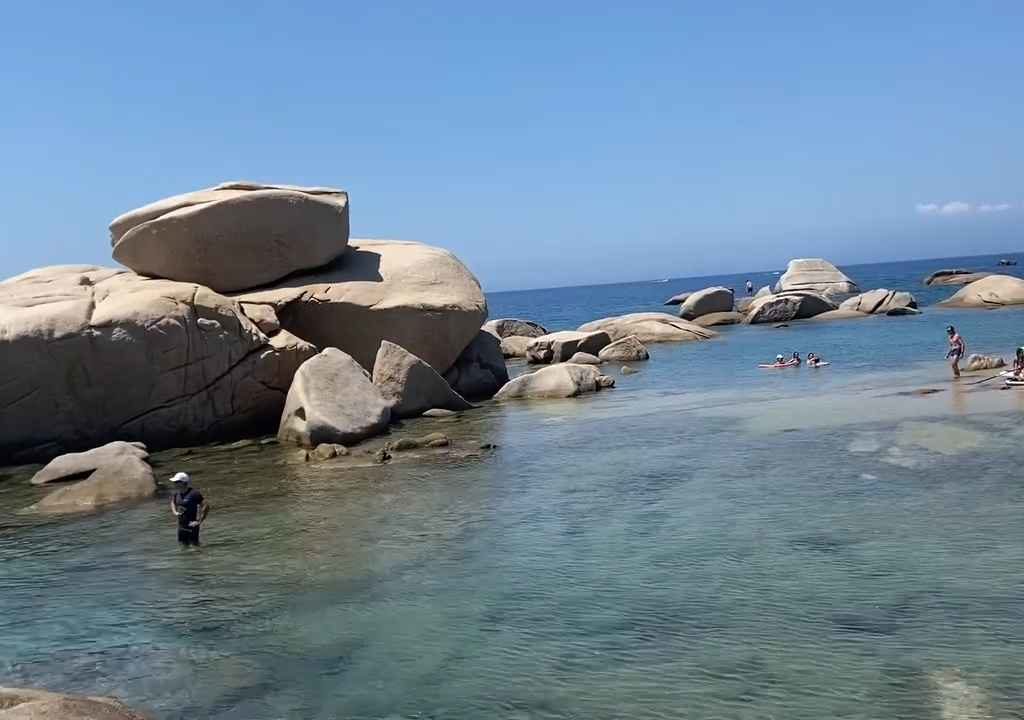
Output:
[
  {"left": 279, "top": 348, "right": 391, "bottom": 447},
  {"left": 482, "top": 318, "right": 548, "bottom": 339},
  {"left": 924, "top": 269, "right": 993, "bottom": 286},
  {"left": 110, "top": 182, "right": 350, "bottom": 293},
  {"left": 495, "top": 363, "right": 614, "bottom": 400},
  {"left": 0, "top": 265, "right": 315, "bottom": 463},
  {"left": 577, "top": 313, "right": 716, "bottom": 343},
  {"left": 30, "top": 441, "right": 148, "bottom": 485},
  {"left": 526, "top": 330, "right": 612, "bottom": 364},
  {"left": 775, "top": 258, "right": 859, "bottom": 295},
  {"left": 839, "top": 289, "right": 918, "bottom": 315},
  {"left": 234, "top": 239, "right": 486, "bottom": 375},
  {"left": 373, "top": 340, "right": 472, "bottom": 418}
]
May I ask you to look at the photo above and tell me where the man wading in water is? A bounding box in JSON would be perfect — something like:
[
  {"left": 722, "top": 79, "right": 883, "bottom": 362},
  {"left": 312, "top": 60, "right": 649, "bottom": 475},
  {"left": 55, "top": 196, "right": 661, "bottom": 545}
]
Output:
[
  {"left": 170, "top": 472, "right": 209, "bottom": 546},
  {"left": 946, "top": 325, "right": 966, "bottom": 379}
]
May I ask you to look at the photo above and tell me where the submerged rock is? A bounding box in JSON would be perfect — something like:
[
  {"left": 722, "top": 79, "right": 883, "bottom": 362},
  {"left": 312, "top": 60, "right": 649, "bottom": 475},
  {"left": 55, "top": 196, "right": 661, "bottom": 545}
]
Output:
[
  {"left": 110, "top": 182, "right": 350, "bottom": 293},
  {"left": 482, "top": 318, "right": 548, "bottom": 339},
  {"left": 388, "top": 433, "right": 451, "bottom": 452},
  {"left": 278, "top": 348, "right": 391, "bottom": 447},
  {"left": 495, "top": 363, "right": 614, "bottom": 400},
  {"left": 568, "top": 352, "right": 602, "bottom": 365},
  {"left": 678, "top": 286, "right": 734, "bottom": 320},
  {"left": 30, "top": 441, "right": 148, "bottom": 485},
  {"left": 938, "top": 275, "right": 1024, "bottom": 308},
  {"left": 577, "top": 313, "right": 715, "bottom": 344},
  {"left": 373, "top": 341, "right": 472, "bottom": 418},
  {"left": 0, "top": 266, "right": 315, "bottom": 463},
  {"left": 621, "top": 365, "right": 640, "bottom": 375},
  {"left": 0, "top": 687, "right": 150, "bottom": 719},
  {"left": 775, "top": 258, "right": 859, "bottom": 294},
  {"left": 964, "top": 354, "right": 1006, "bottom": 371},
  {"left": 598, "top": 335, "right": 650, "bottom": 362},
  {"left": 235, "top": 239, "right": 487, "bottom": 375},
  {"left": 311, "top": 443, "right": 349, "bottom": 460},
  {"left": 443, "top": 331, "right": 509, "bottom": 400},
  {"left": 33, "top": 454, "right": 156, "bottom": 514},
  {"left": 526, "top": 331, "right": 612, "bottom": 364}
]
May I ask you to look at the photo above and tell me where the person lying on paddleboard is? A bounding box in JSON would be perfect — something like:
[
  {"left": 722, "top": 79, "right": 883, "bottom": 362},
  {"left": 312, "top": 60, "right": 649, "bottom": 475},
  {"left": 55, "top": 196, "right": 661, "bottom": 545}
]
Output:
[{"left": 946, "top": 325, "right": 965, "bottom": 378}]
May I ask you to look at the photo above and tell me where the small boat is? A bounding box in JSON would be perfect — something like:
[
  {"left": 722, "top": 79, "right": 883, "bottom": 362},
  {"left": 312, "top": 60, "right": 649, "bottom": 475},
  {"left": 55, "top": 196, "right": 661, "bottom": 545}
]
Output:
[
  {"left": 654, "top": 278, "right": 671, "bottom": 283},
  {"left": 998, "top": 258, "right": 1018, "bottom": 266}
]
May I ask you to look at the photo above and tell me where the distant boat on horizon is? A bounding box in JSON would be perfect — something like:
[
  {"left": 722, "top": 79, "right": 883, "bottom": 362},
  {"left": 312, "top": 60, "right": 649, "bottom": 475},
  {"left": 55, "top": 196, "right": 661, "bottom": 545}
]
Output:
[{"left": 654, "top": 278, "right": 671, "bottom": 283}]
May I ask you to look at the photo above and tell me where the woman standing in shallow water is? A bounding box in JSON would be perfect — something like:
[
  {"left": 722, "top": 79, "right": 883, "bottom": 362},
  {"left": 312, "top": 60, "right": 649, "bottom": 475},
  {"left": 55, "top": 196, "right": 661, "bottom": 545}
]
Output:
[{"left": 946, "top": 325, "right": 966, "bottom": 378}]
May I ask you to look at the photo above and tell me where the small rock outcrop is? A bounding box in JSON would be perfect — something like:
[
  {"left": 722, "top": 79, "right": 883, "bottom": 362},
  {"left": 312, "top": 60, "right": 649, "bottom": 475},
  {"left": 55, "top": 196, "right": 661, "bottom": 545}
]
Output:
[
  {"left": 839, "top": 289, "right": 918, "bottom": 315},
  {"left": 443, "top": 331, "right": 509, "bottom": 400},
  {"left": 234, "top": 239, "right": 486, "bottom": 375},
  {"left": 30, "top": 441, "right": 148, "bottom": 485},
  {"left": 744, "top": 291, "right": 837, "bottom": 324},
  {"left": 577, "top": 313, "right": 715, "bottom": 344},
  {"left": 110, "top": 182, "right": 350, "bottom": 292},
  {"left": 373, "top": 341, "right": 472, "bottom": 418},
  {"left": 775, "top": 258, "right": 858, "bottom": 294},
  {"left": 965, "top": 354, "right": 1006, "bottom": 371},
  {"left": 278, "top": 348, "right": 391, "bottom": 447},
  {"left": 809, "top": 309, "right": 871, "bottom": 322},
  {"left": 33, "top": 453, "right": 156, "bottom": 514},
  {"left": 924, "top": 269, "right": 991, "bottom": 286},
  {"left": 526, "top": 331, "right": 612, "bottom": 364},
  {"left": 736, "top": 286, "right": 771, "bottom": 313},
  {"left": 598, "top": 335, "right": 650, "bottom": 362},
  {"left": 938, "top": 275, "right": 1024, "bottom": 308},
  {"left": 662, "top": 291, "right": 692, "bottom": 306},
  {"left": 678, "top": 286, "right": 734, "bottom": 320},
  {"left": 0, "top": 687, "right": 150, "bottom": 719},
  {"left": 495, "top": 364, "right": 614, "bottom": 400},
  {"left": 694, "top": 311, "right": 744, "bottom": 327},
  {"left": 482, "top": 318, "right": 548, "bottom": 339},
  {"left": 499, "top": 336, "right": 533, "bottom": 358},
  {"left": 567, "top": 352, "right": 602, "bottom": 365}
]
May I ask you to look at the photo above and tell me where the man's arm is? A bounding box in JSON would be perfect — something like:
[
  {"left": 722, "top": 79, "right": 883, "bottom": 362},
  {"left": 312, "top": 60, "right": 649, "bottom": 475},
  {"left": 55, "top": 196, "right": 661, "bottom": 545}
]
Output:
[
  {"left": 170, "top": 495, "right": 180, "bottom": 518},
  {"left": 190, "top": 500, "right": 210, "bottom": 527}
]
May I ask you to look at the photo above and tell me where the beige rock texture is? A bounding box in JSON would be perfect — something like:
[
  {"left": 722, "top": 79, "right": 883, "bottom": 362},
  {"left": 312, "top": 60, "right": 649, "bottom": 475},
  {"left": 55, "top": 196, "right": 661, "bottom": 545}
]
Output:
[
  {"left": 598, "top": 335, "right": 650, "bottom": 362},
  {"left": 0, "top": 687, "right": 150, "bottom": 719},
  {"left": 495, "top": 364, "right": 614, "bottom": 400},
  {"left": 809, "top": 309, "right": 871, "bottom": 322},
  {"left": 373, "top": 341, "right": 472, "bottom": 418},
  {"left": 693, "top": 311, "right": 744, "bottom": 327},
  {"left": 443, "top": 330, "right": 509, "bottom": 399},
  {"left": 938, "top": 275, "right": 1024, "bottom": 308},
  {"left": 924, "top": 269, "right": 992, "bottom": 286},
  {"left": 235, "top": 239, "right": 487, "bottom": 374},
  {"left": 744, "top": 291, "right": 837, "bottom": 324},
  {"left": 964, "top": 354, "right": 1006, "bottom": 371},
  {"left": 526, "top": 331, "right": 612, "bottom": 364},
  {"left": 278, "top": 348, "right": 391, "bottom": 447},
  {"left": 482, "top": 318, "right": 548, "bottom": 339},
  {"left": 0, "top": 265, "right": 315, "bottom": 463},
  {"left": 33, "top": 454, "right": 156, "bottom": 514},
  {"left": 110, "top": 182, "right": 350, "bottom": 292},
  {"left": 567, "top": 352, "right": 602, "bottom": 365},
  {"left": 839, "top": 289, "right": 917, "bottom": 315},
  {"left": 577, "top": 313, "right": 716, "bottom": 344},
  {"left": 662, "top": 291, "right": 691, "bottom": 306},
  {"left": 775, "top": 258, "right": 859, "bottom": 294},
  {"left": 499, "top": 335, "right": 533, "bottom": 358},
  {"left": 678, "top": 286, "right": 734, "bottom": 320},
  {"left": 30, "top": 441, "right": 148, "bottom": 485}
]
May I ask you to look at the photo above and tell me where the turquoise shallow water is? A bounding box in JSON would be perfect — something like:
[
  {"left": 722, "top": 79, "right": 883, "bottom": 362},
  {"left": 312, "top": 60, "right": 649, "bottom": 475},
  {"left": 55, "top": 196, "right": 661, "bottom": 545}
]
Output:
[{"left": 2, "top": 253, "right": 1024, "bottom": 718}]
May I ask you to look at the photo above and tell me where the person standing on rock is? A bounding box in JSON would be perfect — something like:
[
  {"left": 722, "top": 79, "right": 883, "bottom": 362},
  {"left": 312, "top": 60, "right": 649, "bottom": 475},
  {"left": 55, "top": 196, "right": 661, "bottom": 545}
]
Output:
[
  {"left": 746, "top": 280, "right": 754, "bottom": 295},
  {"left": 946, "top": 325, "right": 966, "bottom": 378},
  {"left": 170, "top": 472, "right": 209, "bottom": 547}
]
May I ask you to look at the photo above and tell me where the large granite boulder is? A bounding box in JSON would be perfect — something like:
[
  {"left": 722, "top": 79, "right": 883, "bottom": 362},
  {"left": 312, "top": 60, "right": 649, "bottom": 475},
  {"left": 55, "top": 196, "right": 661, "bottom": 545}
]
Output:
[
  {"left": 0, "top": 687, "right": 150, "bottom": 719},
  {"left": 499, "top": 335, "right": 533, "bottom": 358},
  {"left": 839, "top": 289, "right": 917, "bottom": 315},
  {"left": 235, "top": 239, "right": 486, "bottom": 374},
  {"left": 526, "top": 330, "right": 612, "bottom": 364},
  {"left": 110, "top": 182, "right": 350, "bottom": 293},
  {"left": 736, "top": 285, "right": 771, "bottom": 313},
  {"left": 373, "top": 341, "right": 472, "bottom": 417},
  {"left": 33, "top": 454, "right": 156, "bottom": 514},
  {"left": 745, "top": 291, "right": 837, "bottom": 324},
  {"left": 495, "top": 364, "right": 614, "bottom": 400},
  {"left": 0, "top": 266, "right": 315, "bottom": 463},
  {"left": 598, "top": 335, "right": 650, "bottom": 362},
  {"left": 278, "top": 348, "right": 391, "bottom": 447},
  {"left": 775, "top": 258, "right": 858, "bottom": 294},
  {"left": 482, "top": 318, "right": 548, "bottom": 339},
  {"left": 924, "top": 269, "right": 991, "bottom": 286},
  {"left": 443, "top": 330, "right": 509, "bottom": 399},
  {"left": 30, "top": 441, "right": 148, "bottom": 485},
  {"left": 938, "top": 275, "right": 1024, "bottom": 308},
  {"left": 678, "top": 286, "right": 734, "bottom": 320},
  {"left": 694, "top": 311, "right": 744, "bottom": 327},
  {"left": 577, "top": 313, "right": 716, "bottom": 343},
  {"left": 663, "top": 291, "right": 691, "bottom": 306}
]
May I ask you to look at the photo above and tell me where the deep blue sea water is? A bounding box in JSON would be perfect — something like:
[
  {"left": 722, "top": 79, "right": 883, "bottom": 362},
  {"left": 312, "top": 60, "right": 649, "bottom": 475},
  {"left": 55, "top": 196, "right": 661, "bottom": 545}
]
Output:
[{"left": 2, "top": 253, "right": 1024, "bottom": 719}]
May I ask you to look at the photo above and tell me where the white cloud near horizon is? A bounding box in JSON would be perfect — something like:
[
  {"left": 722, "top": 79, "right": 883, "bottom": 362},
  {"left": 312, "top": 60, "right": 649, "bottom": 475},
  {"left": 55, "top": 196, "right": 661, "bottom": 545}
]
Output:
[{"left": 915, "top": 200, "right": 1013, "bottom": 216}]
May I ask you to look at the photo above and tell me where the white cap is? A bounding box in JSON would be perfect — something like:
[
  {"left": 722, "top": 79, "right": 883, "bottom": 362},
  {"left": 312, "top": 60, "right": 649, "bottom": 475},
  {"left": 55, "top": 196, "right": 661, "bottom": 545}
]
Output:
[{"left": 169, "top": 472, "right": 191, "bottom": 484}]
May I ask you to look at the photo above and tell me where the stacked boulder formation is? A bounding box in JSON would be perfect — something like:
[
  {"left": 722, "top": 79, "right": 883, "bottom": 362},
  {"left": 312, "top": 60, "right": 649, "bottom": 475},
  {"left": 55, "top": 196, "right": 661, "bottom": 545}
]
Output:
[
  {"left": 0, "top": 181, "right": 493, "bottom": 463},
  {"left": 775, "top": 258, "right": 859, "bottom": 295}
]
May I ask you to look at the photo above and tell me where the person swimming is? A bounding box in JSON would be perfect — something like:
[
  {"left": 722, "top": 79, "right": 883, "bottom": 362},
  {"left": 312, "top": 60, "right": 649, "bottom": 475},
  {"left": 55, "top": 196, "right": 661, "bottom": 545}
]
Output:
[
  {"left": 791, "top": 351, "right": 802, "bottom": 366},
  {"left": 807, "top": 352, "right": 821, "bottom": 367}
]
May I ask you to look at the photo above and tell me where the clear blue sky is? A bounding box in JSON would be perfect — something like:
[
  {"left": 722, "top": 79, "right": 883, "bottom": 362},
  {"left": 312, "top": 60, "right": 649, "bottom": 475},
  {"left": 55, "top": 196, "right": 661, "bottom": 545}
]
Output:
[{"left": 2, "top": 2, "right": 1021, "bottom": 291}]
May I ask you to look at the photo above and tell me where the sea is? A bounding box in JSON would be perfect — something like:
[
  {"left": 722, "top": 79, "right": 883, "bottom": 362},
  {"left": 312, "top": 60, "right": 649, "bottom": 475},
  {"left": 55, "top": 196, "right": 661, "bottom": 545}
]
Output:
[{"left": 2, "top": 253, "right": 1024, "bottom": 719}]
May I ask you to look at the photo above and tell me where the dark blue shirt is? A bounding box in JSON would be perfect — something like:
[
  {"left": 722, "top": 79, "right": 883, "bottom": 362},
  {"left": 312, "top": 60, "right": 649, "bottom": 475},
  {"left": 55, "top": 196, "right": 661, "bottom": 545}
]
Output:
[{"left": 174, "top": 488, "right": 204, "bottom": 527}]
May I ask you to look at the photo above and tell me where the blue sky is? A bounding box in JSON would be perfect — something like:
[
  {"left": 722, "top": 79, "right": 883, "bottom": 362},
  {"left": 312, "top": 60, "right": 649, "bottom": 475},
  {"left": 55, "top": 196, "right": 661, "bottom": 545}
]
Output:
[{"left": 1, "top": 2, "right": 1021, "bottom": 291}]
